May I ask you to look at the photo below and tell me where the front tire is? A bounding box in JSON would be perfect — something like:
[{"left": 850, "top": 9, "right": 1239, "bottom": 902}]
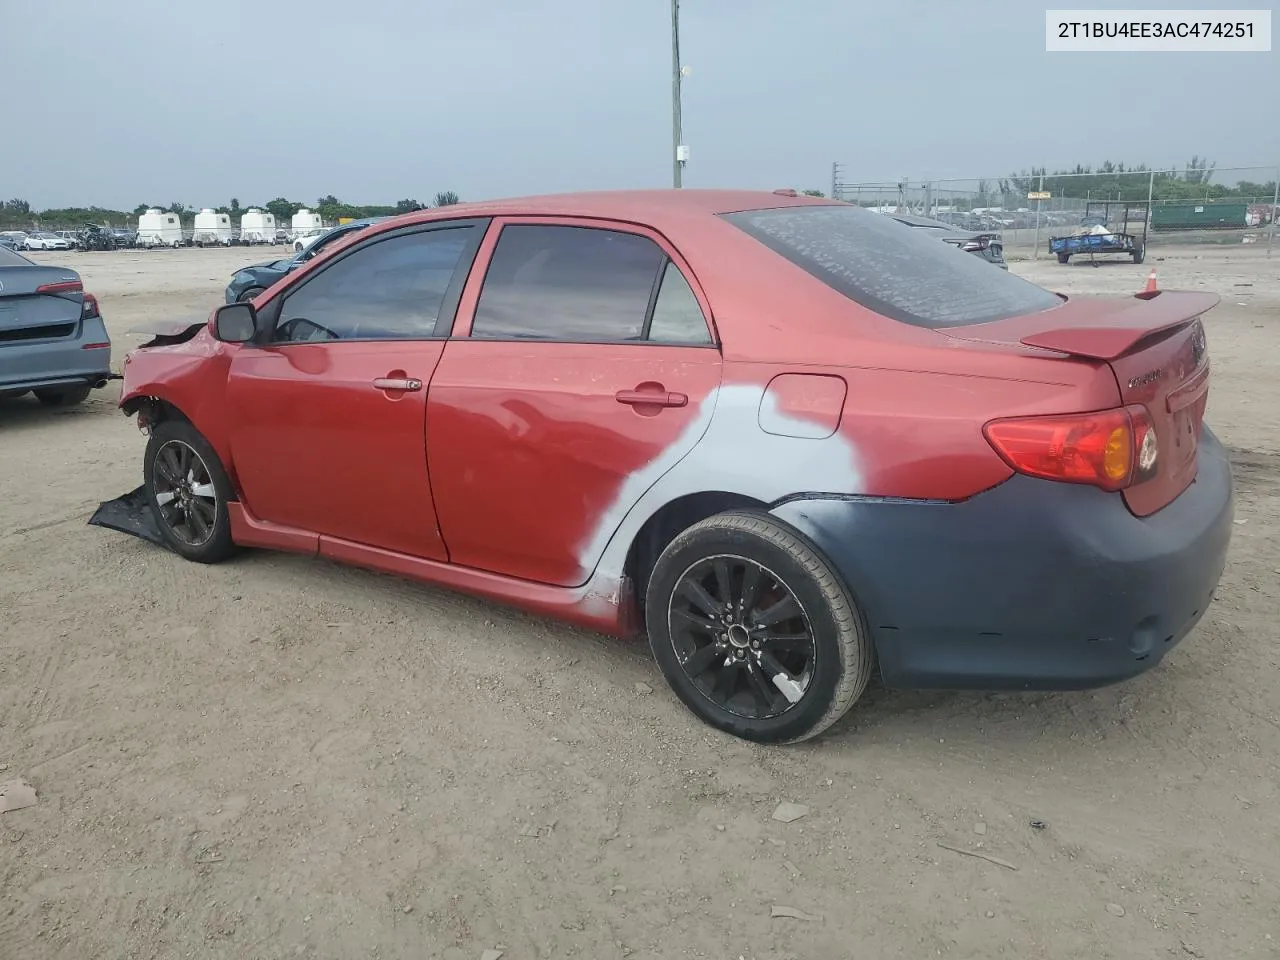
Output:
[
  {"left": 237, "top": 286, "right": 265, "bottom": 302},
  {"left": 35, "top": 385, "right": 91, "bottom": 406},
  {"left": 143, "top": 420, "right": 237, "bottom": 563},
  {"left": 645, "top": 510, "right": 873, "bottom": 744}
]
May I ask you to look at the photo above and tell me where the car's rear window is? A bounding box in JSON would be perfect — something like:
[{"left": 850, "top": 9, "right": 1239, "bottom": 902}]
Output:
[
  {"left": 722, "top": 204, "right": 1061, "bottom": 328},
  {"left": 0, "top": 246, "right": 32, "bottom": 267}
]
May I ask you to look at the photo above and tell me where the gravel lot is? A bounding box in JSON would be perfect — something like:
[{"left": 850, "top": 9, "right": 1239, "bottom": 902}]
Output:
[{"left": 2, "top": 243, "right": 1278, "bottom": 959}]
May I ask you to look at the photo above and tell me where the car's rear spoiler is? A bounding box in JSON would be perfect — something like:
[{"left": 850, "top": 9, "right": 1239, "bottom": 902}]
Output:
[{"left": 1016, "top": 290, "right": 1219, "bottom": 361}]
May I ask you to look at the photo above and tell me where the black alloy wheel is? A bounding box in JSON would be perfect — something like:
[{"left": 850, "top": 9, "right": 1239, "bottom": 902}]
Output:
[
  {"left": 151, "top": 438, "right": 219, "bottom": 547},
  {"left": 143, "top": 419, "right": 237, "bottom": 563},
  {"left": 669, "top": 554, "right": 816, "bottom": 720},
  {"left": 645, "top": 511, "right": 873, "bottom": 744}
]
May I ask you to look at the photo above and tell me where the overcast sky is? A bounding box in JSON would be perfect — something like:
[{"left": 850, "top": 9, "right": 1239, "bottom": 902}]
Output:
[{"left": 2, "top": 0, "right": 1276, "bottom": 209}]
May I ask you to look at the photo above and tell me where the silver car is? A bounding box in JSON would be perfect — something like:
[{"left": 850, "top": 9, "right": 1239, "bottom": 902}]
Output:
[{"left": 0, "top": 245, "right": 115, "bottom": 406}]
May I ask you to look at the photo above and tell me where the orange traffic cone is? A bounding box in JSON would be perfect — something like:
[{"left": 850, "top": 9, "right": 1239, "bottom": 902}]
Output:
[{"left": 1142, "top": 268, "right": 1158, "bottom": 294}]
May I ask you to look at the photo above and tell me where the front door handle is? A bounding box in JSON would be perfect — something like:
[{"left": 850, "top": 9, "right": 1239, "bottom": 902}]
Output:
[
  {"left": 373, "top": 377, "right": 422, "bottom": 392},
  {"left": 615, "top": 388, "right": 688, "bottom": 408}
]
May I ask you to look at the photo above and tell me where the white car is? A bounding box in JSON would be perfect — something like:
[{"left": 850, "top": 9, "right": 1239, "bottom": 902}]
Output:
[
  {"left": 291, "top": 230, "right": 327, "bottom": 253},
  {"left": 24, "top": 232, "right": 71, "bottom": 251}
]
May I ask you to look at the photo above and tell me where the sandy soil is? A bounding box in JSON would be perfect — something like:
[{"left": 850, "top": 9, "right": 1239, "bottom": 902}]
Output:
[{"left": 2, "top": 244, "right": 1278, "bottom": 960}]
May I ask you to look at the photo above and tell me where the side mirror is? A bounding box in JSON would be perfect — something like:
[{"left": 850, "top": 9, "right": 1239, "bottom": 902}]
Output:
[{"left": 212, "top": 302, "right": 258, "bottom": 343}]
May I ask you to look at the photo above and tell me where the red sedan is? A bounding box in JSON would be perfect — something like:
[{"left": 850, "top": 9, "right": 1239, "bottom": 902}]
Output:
[{"left": 115, "top": 190, "right": 1234, "bottom": 743}]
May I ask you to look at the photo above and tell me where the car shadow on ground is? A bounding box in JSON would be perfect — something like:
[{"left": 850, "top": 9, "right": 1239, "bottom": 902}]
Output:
[
  {"left": 1054, "top": 259, "right": 1149, "bottom": 268},
  {"left": 152, "top": 537, "right": 1186, "bottom": 757},
  {"left": 0, "top": 387, "right": 120, "bottom": 432}
]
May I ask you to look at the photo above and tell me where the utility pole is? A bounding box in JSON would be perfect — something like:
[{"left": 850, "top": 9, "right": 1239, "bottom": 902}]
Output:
[
  {"left": 1146, "top": 168, "right": 1155, "bottom": 243},
  {"left": 671, "top": 0, "right": 684, "bottom": 188},
  {"left": 1269, "top": 166, "right": 1278, "bottom": 258},
  {"left": 1032, "top": 172, "right": 1045, "bottom": 260}
]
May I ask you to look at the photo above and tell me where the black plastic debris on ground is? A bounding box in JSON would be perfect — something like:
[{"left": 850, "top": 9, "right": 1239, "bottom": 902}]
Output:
[{"left": 88, "top": 485, "right": 173, "bottom": 552}]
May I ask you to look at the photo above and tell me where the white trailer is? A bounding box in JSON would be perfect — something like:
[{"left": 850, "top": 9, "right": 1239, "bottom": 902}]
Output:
[
  {"left": 192, "top": 209, "right": 233, "bottom": 246},
  {"left": 135, "top": 208, "right": 184, "bottom": 248},
  {"left": 238, "top": 208, "right": 277, "bottom": 244},
  {"left": 290, "top": 208, "right": 324, "bottom": 249}
]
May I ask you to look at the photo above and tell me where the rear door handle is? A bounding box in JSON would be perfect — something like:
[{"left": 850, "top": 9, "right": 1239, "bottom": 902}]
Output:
[
  {"left": 373, "top": 377, "right": 422, "bottom": 392},
  {"left": 615, "top": 389, "right": 688, "bottom": 408}
]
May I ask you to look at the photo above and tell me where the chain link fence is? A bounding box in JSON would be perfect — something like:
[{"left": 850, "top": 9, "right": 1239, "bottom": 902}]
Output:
[{"left": 831, "top": 164, "right": 1280, "bottom": 260}]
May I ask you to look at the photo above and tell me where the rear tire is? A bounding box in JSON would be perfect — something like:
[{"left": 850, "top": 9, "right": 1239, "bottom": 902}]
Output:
[
  {"left": 143, "top": 419, "right": 237, "bottom": 563},
  {"left": 645, "top": 510, "right": 873, "bottom": 744},
  {"left": 35, "top": 385, "right": 92, "bottom": 406},
  {"left": 1132, "top": 245, "right": 1146, "bottom": 264},
  {"left": 1057, "top": 252, "right": 1070, "bottom": 264}
]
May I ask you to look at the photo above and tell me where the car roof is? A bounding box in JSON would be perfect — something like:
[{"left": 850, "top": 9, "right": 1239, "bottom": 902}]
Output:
[{"left": 383, "top": 189, "right": 832, "bottom": 230}]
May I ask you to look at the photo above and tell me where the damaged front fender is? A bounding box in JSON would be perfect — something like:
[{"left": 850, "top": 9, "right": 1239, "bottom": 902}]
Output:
[{"left": 118, "top": 317, "right": 240, "bottom": 485}]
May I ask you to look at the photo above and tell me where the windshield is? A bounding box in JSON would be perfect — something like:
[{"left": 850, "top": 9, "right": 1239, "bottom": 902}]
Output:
[{"left": 723, "top": 204, "right": 1061, "bottom": 328}]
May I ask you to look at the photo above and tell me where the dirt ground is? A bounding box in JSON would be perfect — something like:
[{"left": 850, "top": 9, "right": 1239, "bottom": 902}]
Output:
[{"left": 2, "top": 243, "right": 1278, "bottom": 960}]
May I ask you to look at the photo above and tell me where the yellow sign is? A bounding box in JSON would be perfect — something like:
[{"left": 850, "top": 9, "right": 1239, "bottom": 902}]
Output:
[
  {"left": 1027, "top": 191, "right": 1051, "bottom": 200},
  {"left": 337, "top": 217, "right": 354, "bottom": 224}
]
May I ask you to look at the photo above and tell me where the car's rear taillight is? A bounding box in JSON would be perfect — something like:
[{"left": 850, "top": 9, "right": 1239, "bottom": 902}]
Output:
[
  {"left": 983, "top": 405, "right": 1158, "bottom": 492},
  {"left": 81, "top": 293, "right": 100, "bottom": 318},
  {"left": 36, "top": 280, "right": 84, "bottom": 296}
]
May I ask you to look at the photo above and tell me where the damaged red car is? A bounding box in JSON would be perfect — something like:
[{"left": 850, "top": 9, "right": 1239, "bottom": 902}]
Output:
[{"left": 106, "top": 190, "right": 1234, "bottom": 744}]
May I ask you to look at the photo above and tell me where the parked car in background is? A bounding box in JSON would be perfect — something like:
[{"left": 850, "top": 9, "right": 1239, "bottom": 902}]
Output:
[
  {"left": 110, "top": 228, "right": 137, "bottom": 248},
  {"left": 119, "top": 189, "right": 1231, "bottom": 744},
  {"left": 225, "top": 216, "right": 390, "bottom": 302},
  {"left": 0, "top": 244, "right": 114, "bottom": 406},
  {"left": 77, "top": 224, "right": 117, "bottom": 252},
  {"left": 884, "top": 212, "right": 1007, "bottom": 268},
  {"left": 23, "top": 232, "right": 72, "bottom": 251},
  {"left": 0, "top": 231, "right": 30, "bottom": 250},
  {"left": 291, "top": 229, "right": 327, "bottom": 253}
]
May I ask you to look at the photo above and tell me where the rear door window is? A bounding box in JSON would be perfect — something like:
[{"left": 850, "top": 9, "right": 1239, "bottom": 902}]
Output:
[
  {"left": 471, "top": 224, "right": 665, "bottom": 341},
  {"left": 723, "top": 204, "right": 1061, "bottom": 328},
  {"left": 647, "top": 260, "right": 711, "bottom": 344}
]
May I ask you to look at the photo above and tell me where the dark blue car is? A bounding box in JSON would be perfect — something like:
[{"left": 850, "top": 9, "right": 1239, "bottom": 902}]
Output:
[{"left": 224, "top": 217, "right": 390, "bottom": 303}]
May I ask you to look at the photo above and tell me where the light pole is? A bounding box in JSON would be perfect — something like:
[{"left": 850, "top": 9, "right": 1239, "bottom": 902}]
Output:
[{"left": 671, "top": 0, "right": 685, "bottom": 188}]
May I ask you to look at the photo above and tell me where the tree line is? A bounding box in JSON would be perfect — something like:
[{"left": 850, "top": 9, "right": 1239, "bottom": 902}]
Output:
[
  {"left": 6, "top": 157, "right": 1275, "bottom": 231},
  {"left": 979, "top": 157, "right": 1276, "bottom": 208},
  {"left": 0, "top": 192, "right": 461, "bottom": 231}
]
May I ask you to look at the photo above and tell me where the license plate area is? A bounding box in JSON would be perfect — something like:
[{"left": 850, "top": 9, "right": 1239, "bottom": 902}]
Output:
[{"left": 1171, "top": 408, "right": 1199, "bottom": 467}]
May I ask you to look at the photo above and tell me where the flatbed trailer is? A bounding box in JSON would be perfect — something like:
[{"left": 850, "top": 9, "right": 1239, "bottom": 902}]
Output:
[{"left": 1049, "top": 200, "right": 1150, "bottom": 265}]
